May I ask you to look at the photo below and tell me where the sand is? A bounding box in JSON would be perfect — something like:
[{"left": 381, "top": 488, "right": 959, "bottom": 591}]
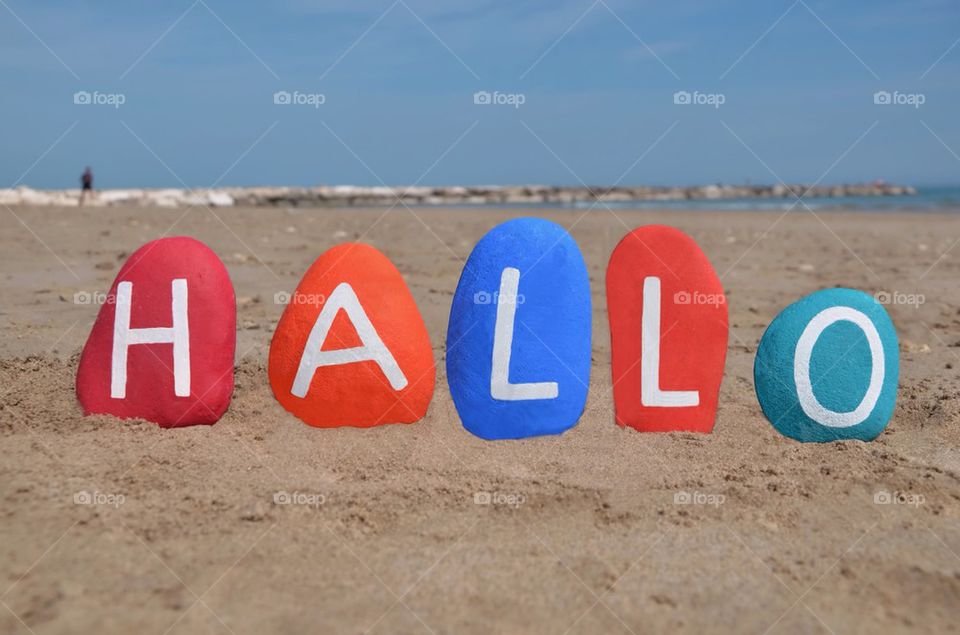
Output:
[{"left": 1, "top": 204, "right": 959, "bottom": 634}]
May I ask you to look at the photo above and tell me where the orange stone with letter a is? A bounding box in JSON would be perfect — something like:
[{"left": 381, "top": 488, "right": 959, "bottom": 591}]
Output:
[{"left": 268, "top": 243, "right": 435, "bottom": 427}]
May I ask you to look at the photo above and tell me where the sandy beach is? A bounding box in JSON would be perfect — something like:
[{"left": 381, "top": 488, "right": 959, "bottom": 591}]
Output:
[{"left": 1, "top": 204, "right": 959, "bottom": 634}]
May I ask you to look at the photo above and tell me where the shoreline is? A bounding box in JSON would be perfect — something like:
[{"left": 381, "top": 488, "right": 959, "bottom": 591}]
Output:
[{"left": 1, "top": 182, "right": 917, "bottom": 208}]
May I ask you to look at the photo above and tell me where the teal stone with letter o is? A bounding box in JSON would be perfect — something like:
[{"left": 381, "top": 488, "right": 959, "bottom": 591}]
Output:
[{"left": 754, "top": 288, "right": 899, "bottom": 442}]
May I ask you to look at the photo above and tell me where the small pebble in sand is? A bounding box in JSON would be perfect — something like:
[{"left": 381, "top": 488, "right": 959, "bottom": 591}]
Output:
[{"left": 901, "top": 340, "right": 931, "bottom": 353}]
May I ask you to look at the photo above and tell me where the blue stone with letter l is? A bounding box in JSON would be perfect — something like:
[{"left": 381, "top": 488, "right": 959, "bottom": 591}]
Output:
[{"left": 446, "top": 217, "right": 591, "bottom": 440}]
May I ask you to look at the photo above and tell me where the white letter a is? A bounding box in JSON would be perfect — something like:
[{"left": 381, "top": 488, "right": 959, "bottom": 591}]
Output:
[{"left": 291, "top": 282, "right": 407, "bottom": 397}]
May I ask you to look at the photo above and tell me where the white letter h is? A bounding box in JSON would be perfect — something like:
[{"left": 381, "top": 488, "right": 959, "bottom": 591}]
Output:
[{"left": 111, "top": 279, "right": 191, "bottom": 399}]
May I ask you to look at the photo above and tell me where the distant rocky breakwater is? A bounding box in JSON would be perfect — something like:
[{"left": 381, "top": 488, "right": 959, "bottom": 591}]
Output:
[{"left": 0, "top": 183, "right": 916, "bottom": 208}]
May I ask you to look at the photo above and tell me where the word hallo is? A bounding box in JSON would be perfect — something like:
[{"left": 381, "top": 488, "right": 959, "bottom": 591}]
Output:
[{"left": 75, "top": 219, "right": 899, "bottom": 443}]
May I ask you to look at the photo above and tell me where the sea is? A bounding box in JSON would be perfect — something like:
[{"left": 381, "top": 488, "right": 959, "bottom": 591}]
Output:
[{"left": 465, "top": 185, "right": 960, "bottom": 212}]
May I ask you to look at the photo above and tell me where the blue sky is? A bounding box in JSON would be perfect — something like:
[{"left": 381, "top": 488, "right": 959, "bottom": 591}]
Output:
[{"left": 2, "top": 0, "right": 959, "bottom": 188}]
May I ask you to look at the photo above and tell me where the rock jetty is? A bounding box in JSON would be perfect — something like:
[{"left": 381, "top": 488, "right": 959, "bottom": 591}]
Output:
[{"left": 0, "top": 183, "right": 916, "bottom": 208}]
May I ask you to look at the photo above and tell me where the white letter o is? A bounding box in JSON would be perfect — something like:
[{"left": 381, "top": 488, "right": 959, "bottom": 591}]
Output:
[{"left": 793, "top": 306, "right": 884, "bottom": 428}]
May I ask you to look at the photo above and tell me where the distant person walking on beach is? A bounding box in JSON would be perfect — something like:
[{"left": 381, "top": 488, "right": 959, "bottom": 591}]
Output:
[{"left": 79, "top": 166, "right": 94, "bottom": 206}]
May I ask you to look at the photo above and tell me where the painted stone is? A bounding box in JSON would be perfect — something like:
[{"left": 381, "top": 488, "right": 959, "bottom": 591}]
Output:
[
  {"left": 268, "top": 243, "right": 434, "bottom": 428},
  {"left": 754, "top": 288, "right": 899, "bottom": 442},
  {"left": 76, "top": 237, "right": 236, "bottom": 427},
  {"left": 446, "top": 217, "right": 591, "bottom": 440},
  {"left": 606, "top": 225, "right": 728, "bottom": 432}
]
